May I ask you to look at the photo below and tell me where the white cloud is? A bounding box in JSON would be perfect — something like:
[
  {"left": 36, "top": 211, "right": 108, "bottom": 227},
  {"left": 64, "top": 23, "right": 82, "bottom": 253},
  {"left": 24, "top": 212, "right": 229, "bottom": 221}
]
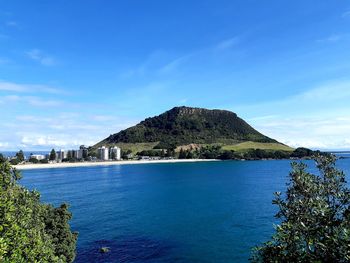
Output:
[
  {"left": 342, "top": 11, "right": 350, "bottom": 18},
  {"left": 251, "top": 115, "right": 350, "bottom": 150},
  {"left": 216, "top": 37, "right": 240, "bottom": 50},
  {"left": 0, "top": 34, "right": 9, "bottom": 39},
  {"left": 26, "top": 49, "right": 56, "bottom": 66},
  {"left": 238, "top": 80, "right": 350, "bottom": 150},
  {"left": 0, "top": 81, "right": 65, "bottom": 94},
  {"left": 0, "top": 95, "right": 63, "bottom": 107},
  {"left": 5, "top": 21, "right": 18, "bottom": 27},
  {"left": 20, "top": 135, "right": 88, "bottom": 148},
  {"left": 0, "top": 58, "right": 11, "bottom": 64},
  {"left": 158, "top": 55, "right": 190, "bottom": 74},
  {"left": 238, "top": 80, "right": 350, "bottom": 115},
  {"left": 179, "top": 98, "right": 188, "bottom": 104},
  {"left": 0, "top": 112, "right": 136, "bottom": 150},
  {"left": 296, "top": 81, "right": 350, "bottom": 101},
  {"left": 316, "top": 34, "right": 342, "bottom": 43},
  {"left": 26, "top": 96, "right": 63, "bottom": 107},
  {"left": 91, "top": 115, "right": 116, "bottom": 121},
  {"left": 0, "top": 142, "right": 9, "bottom": 149}
]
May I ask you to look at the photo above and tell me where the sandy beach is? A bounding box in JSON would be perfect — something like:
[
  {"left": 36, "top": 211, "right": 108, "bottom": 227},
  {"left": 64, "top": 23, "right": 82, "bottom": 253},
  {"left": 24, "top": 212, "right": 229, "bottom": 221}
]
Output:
[{"left": 14, "top": 159, "right": 218, "bottom": 170}]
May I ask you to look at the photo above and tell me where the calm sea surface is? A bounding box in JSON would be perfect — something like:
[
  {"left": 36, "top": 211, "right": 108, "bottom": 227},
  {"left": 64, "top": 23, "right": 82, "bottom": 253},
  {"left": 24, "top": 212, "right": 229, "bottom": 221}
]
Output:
[{"left": 20, "top": 157, "right": 350, "bottom": 262}]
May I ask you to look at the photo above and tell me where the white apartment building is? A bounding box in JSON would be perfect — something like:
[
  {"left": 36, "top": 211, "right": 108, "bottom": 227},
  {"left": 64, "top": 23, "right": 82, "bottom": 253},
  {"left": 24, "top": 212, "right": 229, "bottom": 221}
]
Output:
[
  {"left": 110, "top": 146, "right": 121, "bottom": 160},
  {"left": 76, "top": 149, "right": 83, "bottom": 159},
  {"left": 57, "top": 150, "right": 66, "bottom": 161},
  {"left": 30, "top": 154, "right": 46, "bottom": 160},
  {"left": 98, "top": 146, "right": 109, "bottom": 161}
]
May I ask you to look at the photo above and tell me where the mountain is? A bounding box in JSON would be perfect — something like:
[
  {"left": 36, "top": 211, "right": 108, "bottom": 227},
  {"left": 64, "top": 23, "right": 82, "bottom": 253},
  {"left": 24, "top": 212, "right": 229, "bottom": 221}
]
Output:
[{"left": 96, "top": 106, "right": 287, "bottom": 151}]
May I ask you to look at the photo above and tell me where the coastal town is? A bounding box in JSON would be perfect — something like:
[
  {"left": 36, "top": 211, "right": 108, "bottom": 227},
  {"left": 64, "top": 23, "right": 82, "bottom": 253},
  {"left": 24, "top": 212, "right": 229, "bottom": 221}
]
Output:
[
  {"left": 3, "top": 145, "right": 183, "bottom": 169},
  {"left": 6, "top": 145, "right": 123, "bottom": 164}
]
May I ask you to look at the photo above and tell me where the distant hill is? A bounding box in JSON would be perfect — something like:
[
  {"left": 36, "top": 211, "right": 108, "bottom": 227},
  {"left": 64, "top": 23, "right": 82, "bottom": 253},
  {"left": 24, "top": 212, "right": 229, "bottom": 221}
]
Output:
[{"left": 95, "top": 106, "right": 290, "bottom": 152}]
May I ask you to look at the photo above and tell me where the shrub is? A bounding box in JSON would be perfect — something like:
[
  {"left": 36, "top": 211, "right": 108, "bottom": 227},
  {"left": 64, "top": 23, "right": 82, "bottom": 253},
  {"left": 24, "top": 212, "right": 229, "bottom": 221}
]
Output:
[
  {"left": 0, "top": 159, "right": 77, "bottom": 262},
  {"left": 251, "top": 154, "right": 350, "bottom": 262}
]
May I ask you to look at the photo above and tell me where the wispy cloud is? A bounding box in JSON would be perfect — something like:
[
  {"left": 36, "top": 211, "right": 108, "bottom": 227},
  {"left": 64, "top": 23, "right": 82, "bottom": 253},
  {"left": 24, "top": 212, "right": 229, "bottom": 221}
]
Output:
[
  {"left": 0, "top": 81, "right": 65, "bottom": 94},
  {"left": 25, "top": 96, "right": 63, "bottom": 107},
  {"left": 239, "top": 80, "right": 350, "bottom": 150},
  {"left": 90, "top": 115, "right": 117, "bottom": 122},
  {"left": 238, "top": 80, "right": 350, "bottom": 113},
  {"left": 0, "top": 142, "right": 9, "bottom": 149},
  {"left": 0, "top": 34, "right": 9, "bottom": 39},
  {"left": 216, "top": 36, "right": 240, "bottom": 50},
  {"left": 316, "top": 34, "right": 342, "bottom": 43},
  {"left": 179, "top": 98, "right": 188, "bottom": 104},
  {"left": 3, "top": 112, "right": 135, "bottom": 150},
  {"left": 121, "top": 36, "right": 243, "bottom": 78},
  {"left": 252, "top": 116, "right": 350, "bottom": 150},
  {"left": 158, "top": 55, "right": 190, "bottom": 74},
  {"left": 342, "top": 10, "right": 350, "bottom": 18},
  {"left": 5, "top": 21, "right": 18, "bottom": 27},
  {"left": 26, "top": 49, "right": 56, "bottom": 66},
  {"left": 0, "top": 95, "right": 63, "bottom": 107},
  {"left": 0, "top": 58, "right": 11, "bottom": 64}
]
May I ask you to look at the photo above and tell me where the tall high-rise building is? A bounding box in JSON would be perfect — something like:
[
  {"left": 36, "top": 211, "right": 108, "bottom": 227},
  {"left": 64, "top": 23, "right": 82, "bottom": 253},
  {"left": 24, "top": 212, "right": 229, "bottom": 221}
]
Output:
[
  {"left": 97, "top": 146, "right": 109, "bottom": 161},
  {"left": 110, "top": 146, "right": 121, "bottom": 160},
  {"left": 56, "top": 150, "right": 66, "bottom": 161}
]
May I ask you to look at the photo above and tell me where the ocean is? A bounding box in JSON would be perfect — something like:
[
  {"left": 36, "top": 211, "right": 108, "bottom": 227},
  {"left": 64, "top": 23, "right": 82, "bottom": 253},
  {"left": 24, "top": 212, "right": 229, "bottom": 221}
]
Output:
[{"left": 20, "top": 157, "right": 350, "bottom": 262}]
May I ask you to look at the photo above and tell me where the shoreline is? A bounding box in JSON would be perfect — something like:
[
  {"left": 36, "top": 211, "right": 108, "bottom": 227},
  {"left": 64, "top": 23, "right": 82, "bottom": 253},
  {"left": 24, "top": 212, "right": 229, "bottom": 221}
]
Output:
[{"left": 14, "top": 159, "right": 219, "bottom": 170}]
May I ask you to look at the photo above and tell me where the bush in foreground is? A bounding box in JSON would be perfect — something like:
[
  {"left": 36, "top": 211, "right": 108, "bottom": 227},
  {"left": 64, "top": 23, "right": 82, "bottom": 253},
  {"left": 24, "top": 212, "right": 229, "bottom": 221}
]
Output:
[
  {"left": 251, "top": 154, "right": 350, "bottom": 262},
  {"left": 0, "top": 154, "right": 77, "bottom": 262}
]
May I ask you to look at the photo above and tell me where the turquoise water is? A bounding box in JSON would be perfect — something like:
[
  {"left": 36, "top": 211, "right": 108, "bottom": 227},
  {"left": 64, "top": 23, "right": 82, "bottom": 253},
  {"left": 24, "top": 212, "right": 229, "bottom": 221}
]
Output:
[{"left": 20, "top": 159, "right": 350, "bottom": 262}]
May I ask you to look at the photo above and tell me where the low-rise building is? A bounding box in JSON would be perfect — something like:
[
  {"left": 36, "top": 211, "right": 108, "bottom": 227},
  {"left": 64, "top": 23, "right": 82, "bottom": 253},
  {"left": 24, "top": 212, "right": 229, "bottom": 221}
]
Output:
[{"left": 30, "top": 154, "right": 46, "bottom": 161}]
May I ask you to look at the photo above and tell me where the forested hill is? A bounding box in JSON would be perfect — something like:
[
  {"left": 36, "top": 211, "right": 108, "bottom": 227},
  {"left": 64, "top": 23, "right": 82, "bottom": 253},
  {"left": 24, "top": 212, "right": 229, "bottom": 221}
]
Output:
[{"left": 96, "top": 106, "right": 278, "bottom": 148}]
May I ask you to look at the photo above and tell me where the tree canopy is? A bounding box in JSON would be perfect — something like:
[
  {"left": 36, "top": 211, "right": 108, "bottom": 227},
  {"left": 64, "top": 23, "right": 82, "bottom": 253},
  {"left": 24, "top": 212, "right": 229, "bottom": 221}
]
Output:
[
  {"left": 0, "top": 158, "right": 77, "bottom": 262},
  {"left": 49, "top": 149, "right": 57, "bottom": 161},
  {"left": 251, "top": 154, "right": 350, "bottom": 262}
]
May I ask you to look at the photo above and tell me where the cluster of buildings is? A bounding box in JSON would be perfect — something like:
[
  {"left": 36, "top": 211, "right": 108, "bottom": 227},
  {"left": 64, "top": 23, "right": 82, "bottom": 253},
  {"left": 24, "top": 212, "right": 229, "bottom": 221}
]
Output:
[
  {"left": 57, "top": 145, "right": 89, "bottom": 161},
  {"left": 97, "top": 146, "right": 121, "bottom": 161},
  {"left": 29, "top": 145, "right": 121, "bottom": 162}
]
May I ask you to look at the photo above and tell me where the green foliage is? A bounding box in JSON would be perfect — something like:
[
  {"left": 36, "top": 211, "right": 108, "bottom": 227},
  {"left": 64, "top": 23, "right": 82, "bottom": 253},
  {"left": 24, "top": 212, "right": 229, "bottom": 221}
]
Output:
[
  {"left": 198, "top": 145, "right": 223, "bottom": 159},
  {"left": 0, "top": 158, "right": 77, "bottom": 262},
  {"left": 251, "top": 154, "right": 350, "bottom": 262},
  {"left": 186, "top": 151, "right": 194, "bottom": 159},
  {"left": 222, "top": 141, "right": 294, "bottom": 152},
  {"left": 29, "top": 157, "right": 39, "bottom": 164},
  {"left": 43, "top": 204, "right": 78, "bottom": 262},
  {"left": 178, "top": 149, "right": 187, "bottom": 159},
  {"left": 291, "top": 147, "right": 314, "bottom": 158},
  {"left": 15, "top": 150, "right": 24, "bottom": 162},
  {"left": 101, "top": 106, "right": 276, "bottom": 148},
  {"left": 49, "top": 149, "right": 57, "bottom": 161},
  {"left": 136, "top": 149, "right": 162, "bottom": 157},
  {"left": 9, "top": 159, "right": 19, "bottom": 165},
  {"left": 0, "top": 154, "right": 5, "bottom": 163},
  {"left": 121, "top": 149, "right": 132, "bottom": 159},
  {"left": 218, "top": 150, "right": 237, "bottom": 160}
]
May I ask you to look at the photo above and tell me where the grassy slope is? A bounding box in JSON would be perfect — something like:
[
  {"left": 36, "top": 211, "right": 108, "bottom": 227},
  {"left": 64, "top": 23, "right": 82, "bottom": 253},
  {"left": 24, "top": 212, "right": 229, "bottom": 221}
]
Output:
[
  {"left": 94, "top": 141, "right": 293, "bottom": 155},
  {"left": 222, "top": 141, "right": 294, "bottom": 152},
  {"left": 94, "top": 142, "right": 159, "bottom": 154}
]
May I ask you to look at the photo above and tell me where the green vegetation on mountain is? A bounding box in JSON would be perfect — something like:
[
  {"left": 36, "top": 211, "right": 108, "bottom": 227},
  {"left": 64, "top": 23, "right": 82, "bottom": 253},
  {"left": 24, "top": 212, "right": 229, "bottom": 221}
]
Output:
[
  {"left": 0, "top": 154, "right": 77, "bottom": 262},
  {"left": 251, "top": 154, "right": 350, "bottom": 262},
  {"left": 96, "top": 106, "right": 287, "bottom": 151},
  {"left": 222, "top": 141, "right": 294, "bottom": 152}
]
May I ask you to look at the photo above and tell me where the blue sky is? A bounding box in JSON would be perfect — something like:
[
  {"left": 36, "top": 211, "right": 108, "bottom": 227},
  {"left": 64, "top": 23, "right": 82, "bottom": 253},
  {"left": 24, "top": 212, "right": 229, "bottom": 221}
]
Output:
[{"left": 1, "top": 0, "right": 350, "bottom": 150}]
